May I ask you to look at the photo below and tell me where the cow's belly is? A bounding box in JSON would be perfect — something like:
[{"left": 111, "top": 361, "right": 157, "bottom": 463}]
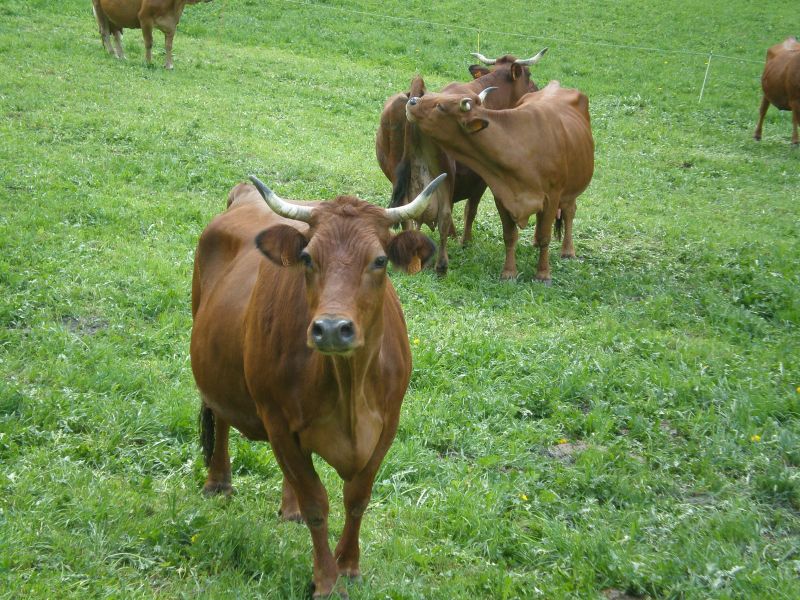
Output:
[{"left": 98, "top": 1, "right": 142, "bottom": 28}]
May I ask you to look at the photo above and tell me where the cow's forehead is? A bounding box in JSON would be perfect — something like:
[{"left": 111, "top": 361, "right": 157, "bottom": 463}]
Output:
[{"left": 307, "top": 197, "right": 390, "bottom": 258}]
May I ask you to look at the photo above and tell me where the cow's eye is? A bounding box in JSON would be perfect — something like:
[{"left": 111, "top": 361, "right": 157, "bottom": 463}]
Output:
[
  {"left": 372, "top": 256, "right": 388, "bottom": 270},
  {"left": 300, "top": 251, "right": 313, "bottom": 269},
  {"left": 436, "top": 103, "right": 445, "bottom": 112}
]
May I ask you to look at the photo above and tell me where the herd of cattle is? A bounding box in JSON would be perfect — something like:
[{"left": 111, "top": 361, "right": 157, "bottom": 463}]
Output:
[{"left": 87, "top": 6, "right": 800, "bottom": 596}]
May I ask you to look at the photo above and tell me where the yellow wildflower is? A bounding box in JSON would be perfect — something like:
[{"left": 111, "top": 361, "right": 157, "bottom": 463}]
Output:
[
  {"left": 557, "top": 438, "right": 568, "bottom": 445},
  {"left": 750, "top": 434, "right": 761, "bottom": 443}
]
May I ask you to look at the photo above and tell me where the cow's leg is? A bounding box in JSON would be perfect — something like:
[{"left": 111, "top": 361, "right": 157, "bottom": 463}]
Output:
[
  {"left": 533, "top": 200, "right": 558, "bottom": 283},
  {"left": 141, "top": 23, "right": 154, "bottom": 65},
  {"left": 335, "top": 424, "right": 398, "bottom": 581},
  {"left": 279, "top": 477, "right": 302, "bottom": 522},
  {"left": 111, "top": 30, "right": 125, "bottom": 59},
  {"left": 200, "top": 406, "right": 233, "bottom": 496},
  {"left": 754, "top": 95, "right": 770, "bottom": 141},
  {"left": 163, "top": 28, "right": 176, "bottom": 70},
  {"left": 790, "top": 100, "right": 799, "bottom": 147},
  {"left": 269, "top": 430, "right": 341, "bottom": 598},
  {"left": 462, "top": 193, "right": 481, "bottom": 246},
  {"left": 560, "top": 200, "right": 577, "bottom": 259},
  {"left": 92, "top": 2, "right": 114, "bottom": 54},
  {"left": 494, "top": 197, "right": 519, "bottom": 280},
  {"left": 434, "top": 198, "right": 453, "bottom": 276}
]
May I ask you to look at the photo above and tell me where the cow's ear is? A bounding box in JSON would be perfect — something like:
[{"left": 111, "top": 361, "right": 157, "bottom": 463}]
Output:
[
  {"left": 510, "top": 63, "right": 525, "bottom": 81},
  {"left": 462, "top": 118, "right": 489, "bottom": 134},
  {"left": 469, "top": 65, "right": 490, "bottom": 79},
  {"left": 386, "top": 231, "right": 436, "bottom": 274},
  {"left": 255, "top": 225, "right": 308, "bottom": 267}
]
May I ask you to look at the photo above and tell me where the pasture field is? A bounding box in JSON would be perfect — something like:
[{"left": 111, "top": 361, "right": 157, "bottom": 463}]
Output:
[{"left": 1, "top": 1, "right": 799, "bottom": 598}]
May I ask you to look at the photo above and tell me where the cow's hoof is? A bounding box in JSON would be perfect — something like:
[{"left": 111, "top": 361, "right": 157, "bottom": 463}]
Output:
[
  {"left": 535, "top": 277, "right": 553, "bottom": 286},
  {"left": 308, "top": 581, "right": 349, "bottom": 599},
  {"left": 460, "top": 237, "right": 471, "bottom": 247},
  {"left": 279, "top": 509, "right": 304, "bottom": 523},
  {"left": 435, "top": 263, "right": 448, "bottom": 277},
  {"left": 560, "top": 253, "right": 577, "bottom": 260},
  {"left": 202, "top": 482, "right": 234, "bottom": 497},
  {"left": 165, "top": 64, "right": 174, "bottom": 71},
  {"left": 499, "top": 271, "right": 518, "bottom": 281},
  {"left": 753, "top": 134, "right": 761, "bottom": 141}
]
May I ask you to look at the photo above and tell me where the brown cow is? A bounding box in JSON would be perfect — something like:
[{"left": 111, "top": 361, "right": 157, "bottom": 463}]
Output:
[
  {"left": 406, "top": 81, "right": 594, "bottom": 282},
  {"left": 754, "top": 36, "right": 800, "bottom": 146},
  {"left": 190, "top": 174, "right": 444, "bottom": 597},
  {"left": 375, "top": 50, "right": 547, "bottom": 275},
  {"left": 91, "top": 0, "right": 211, "bottom": 69}
]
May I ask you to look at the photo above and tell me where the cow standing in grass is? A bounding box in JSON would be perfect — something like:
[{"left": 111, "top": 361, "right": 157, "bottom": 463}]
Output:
[
  {"left": 190, "top": 175, "right": 444, "bottom": 597},
  {"left": 91, "top": 0, "right": 212, "bottom": 69},
  {"left": 376, "top": 50, "right": 547, "bottom": 275},
  {"left": 754, "top": 36, "right": 800, "bottom": 146},
  {"left": 406, "top": 82, "right": 594, "bottom": 283}
]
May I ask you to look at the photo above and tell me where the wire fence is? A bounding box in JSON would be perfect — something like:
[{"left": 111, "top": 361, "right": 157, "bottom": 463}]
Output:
[{"left": 278, "top": 0, "right": 766, "bottom": 103}]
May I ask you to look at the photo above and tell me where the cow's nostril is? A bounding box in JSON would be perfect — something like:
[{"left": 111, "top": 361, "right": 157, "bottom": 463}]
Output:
[
  {"left": 338, "top": 321, "right": 355, "bottom": 342},
  {"left": 409, "top": 97, "right": 418, "bottom": 106},
  {"left": 311, "top": 321, "right": 326, "bottom": 341}
]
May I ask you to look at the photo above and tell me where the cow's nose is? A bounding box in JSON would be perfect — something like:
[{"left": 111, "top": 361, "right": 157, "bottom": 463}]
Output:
[
  {"left": 408, "top": 96, "right": 419, "bottom": 106},
  {"left": 310, "top": 317, "right": 356, "bottom": 352}
]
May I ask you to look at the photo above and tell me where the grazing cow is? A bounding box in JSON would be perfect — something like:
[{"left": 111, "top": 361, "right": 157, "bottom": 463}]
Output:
[
  {"left": 190, "top": 174, "right": 444, "bottom": 597},
  {"left": 376, "top": 50, "right": 547, "bottom": 275},
  {"left": 406, "top": 81, "right": 594, "bottom": 282},
  {"left": 91, "top": 0, "right": 212, "bottom": 69},
  {"left": 754, "top": 36, "right": 800, "bottom": 146}
]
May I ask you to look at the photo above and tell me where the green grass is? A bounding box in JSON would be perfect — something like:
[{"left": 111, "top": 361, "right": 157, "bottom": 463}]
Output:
[{"left": 1, "top": 0, "right": 799, "bottom": 598}]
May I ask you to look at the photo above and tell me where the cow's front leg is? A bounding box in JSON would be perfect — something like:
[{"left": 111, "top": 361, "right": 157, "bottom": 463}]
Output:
[
  {"left": 269, "top": 430, "right": 341, "bottom": 598},
  {"left": 494, "top": 196, "right": 519, "bottom": 280},
  {"left": 461, "top": 193, "right": 481, "bottom": 246},
  {"left": 140, "top": 23, "right": 154, "bottom": 65}
]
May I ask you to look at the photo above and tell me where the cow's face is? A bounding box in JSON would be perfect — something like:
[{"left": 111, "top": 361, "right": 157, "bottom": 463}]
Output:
[
  {"left": 255, "top": 199, "right": 434, "bottom": 355},
  {"left": 467, "top": 52, "right": 545, "bottom": 102},
  {"left": 406, "top": 91, "right": 490, "bottom": 143}
]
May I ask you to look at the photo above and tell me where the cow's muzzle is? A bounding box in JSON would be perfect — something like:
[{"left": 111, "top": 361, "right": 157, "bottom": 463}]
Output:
[
  {"left": 309, "top": 316, "right": 358, "bottom": 353},
  {"left": 405, "top": 97, "right": 419, "bottom": 122}
]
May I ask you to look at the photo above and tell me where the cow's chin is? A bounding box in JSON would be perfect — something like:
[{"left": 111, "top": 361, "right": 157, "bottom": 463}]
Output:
[
  {"left": 307, "top": 338, "right": 362, "bottom": 357},
  {"left": 405, "top": 105, "right": 417, "bottom": 123}
]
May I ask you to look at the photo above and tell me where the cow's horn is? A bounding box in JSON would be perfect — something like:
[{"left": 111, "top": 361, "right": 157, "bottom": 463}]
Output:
[
  {"left": 477, "top": 86, "right": 497, "bottom": 104},
  {"left": 514, "top": 47, "right": 548, "bottom": 66},
  {"left": 386, "top": 173, "right": 447, "bottom": 224},
  {"left": 249, "top": 175, "right": 314, "bottom": 223},
  {"left": 470, "top": 52, "right": 496, "bottom": 65}
]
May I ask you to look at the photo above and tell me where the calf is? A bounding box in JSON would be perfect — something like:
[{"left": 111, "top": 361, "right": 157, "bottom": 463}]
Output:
[
  {"left": 91, "top": 0, "right": 211, "bottom": 69},
  {"left": 191, "top": 174, "right": 443, "bottom": 597},
  {"left": 754, "top": 36, "right": 800, "bottom": 146},
  {"left": 406, "top": 82, "right": 594, "bottom": 282}
]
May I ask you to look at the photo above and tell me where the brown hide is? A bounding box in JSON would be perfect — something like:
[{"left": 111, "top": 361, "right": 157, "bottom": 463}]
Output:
[
  {"left": 754, "top": 37, "right": 800, "bottom": 145},
  {"left": 190, "top": 183, "right": 434, "bottom": 596},
  {"left": 91, "top": 0, "right": 211, "bottom": 68},
  {"left": 375, "top": 53, "right": 544, "bottom": 275},
  {"left": 406, "top": 81, "right": 595, "bottom": 282}
]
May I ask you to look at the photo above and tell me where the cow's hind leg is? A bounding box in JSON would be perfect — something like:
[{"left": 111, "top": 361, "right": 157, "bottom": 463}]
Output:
[
  {"left": 559, "top": 199, "right": 577, "bottom": 259},
  {"left": 754, "top": 95, "right": 770, "bottom": 141},
  {"left": 461, "top": 191, "right": 482, "bottom": 246},
  {"left": 163, "top": 28, "right": 176, "bottom": 70},
  {"left": 200, "top": 404, "right": 234, "bottom": 496},
  {"left": 434, "top": 198, "right": 453, "bottom": 276},
  {"left": 494, "top": 196, "right": 519, "bottom": 280},
  {"left": 111, "top": 29, "right": 124, "bottom": 59},
  {"left": 533, "top": 199, "right": 558, "bottom": 284},
  {"left": 92, "top": 2, "right": 113, "bottom": 54},
  {"left": 790, "top": 99, "right": 799, "bottom": 147},
  {"left": 279, "top": 478, "right": 303, "bottom": 522},
  {"left": 141, "top": 22, "right": 154, "bottom": 65}
]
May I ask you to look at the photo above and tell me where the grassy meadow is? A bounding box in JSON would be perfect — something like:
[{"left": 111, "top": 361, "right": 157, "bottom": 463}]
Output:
[{"left": 1, "top": 0, "right": 799, "bottom": 597}]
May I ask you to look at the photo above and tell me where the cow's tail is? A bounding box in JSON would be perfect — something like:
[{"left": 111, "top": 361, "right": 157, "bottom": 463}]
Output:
[{"left": 199, "top": 404, "right": 215, "bottom": 468}]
